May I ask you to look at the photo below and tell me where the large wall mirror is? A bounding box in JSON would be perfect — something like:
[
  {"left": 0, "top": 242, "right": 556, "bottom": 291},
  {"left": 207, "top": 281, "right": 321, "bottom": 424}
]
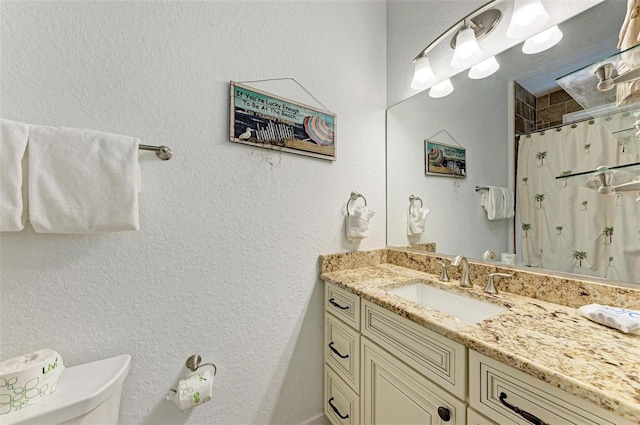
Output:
[{"left": 386, "top": 0, "right": 640, "bottom": 286}]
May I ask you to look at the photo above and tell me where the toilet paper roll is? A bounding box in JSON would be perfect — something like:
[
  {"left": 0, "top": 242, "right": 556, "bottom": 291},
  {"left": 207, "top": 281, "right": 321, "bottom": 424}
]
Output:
[
  {"left": 169, "top": 370, "right": 214, "bottom": 412},
  {"left": 0, "top": 348, "right": 65, "bottom": 415}
]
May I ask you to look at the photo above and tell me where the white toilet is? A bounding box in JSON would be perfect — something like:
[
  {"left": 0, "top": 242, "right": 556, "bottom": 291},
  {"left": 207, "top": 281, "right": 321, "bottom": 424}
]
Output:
[{"left": 1, "top": 354, "right": 131, "bottom": 425}]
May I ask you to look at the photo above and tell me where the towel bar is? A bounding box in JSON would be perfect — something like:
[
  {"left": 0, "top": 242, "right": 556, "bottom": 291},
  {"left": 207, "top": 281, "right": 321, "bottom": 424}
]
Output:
[
  {"left": 475, "top": 186, "right": 489, "bottom": 192},
  {"left": 139, "top": 144, "right": 173, "bottom": 160}
]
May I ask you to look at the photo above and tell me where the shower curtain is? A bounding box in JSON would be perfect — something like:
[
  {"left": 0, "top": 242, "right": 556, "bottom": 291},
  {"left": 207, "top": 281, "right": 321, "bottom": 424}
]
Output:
[{"left": 517, "top": 120, "right": 640, "bottom": 282}]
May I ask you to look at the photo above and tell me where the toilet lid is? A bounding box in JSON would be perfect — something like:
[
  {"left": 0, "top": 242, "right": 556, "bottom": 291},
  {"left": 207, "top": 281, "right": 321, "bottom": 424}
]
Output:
[{"left": 1, "top": 354, "right": 131, "bottom": 425}]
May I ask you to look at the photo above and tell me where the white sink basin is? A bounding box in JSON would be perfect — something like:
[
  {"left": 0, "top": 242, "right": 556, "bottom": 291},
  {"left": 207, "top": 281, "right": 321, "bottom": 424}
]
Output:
[{"left": 386, "top": 283, "right": 507, "bottom": 324}]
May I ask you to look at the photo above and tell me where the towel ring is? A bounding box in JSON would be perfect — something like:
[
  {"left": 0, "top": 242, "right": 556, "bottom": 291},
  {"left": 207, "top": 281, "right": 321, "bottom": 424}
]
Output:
[
  {"left": 345, "top": 191, "right": 368, "bottom": 242},
  {"left": 346, "top": 191, "right": 367, "bottom": 216},
  {"left": 408, "top": 195, "right": 423, "bottom": 214}
]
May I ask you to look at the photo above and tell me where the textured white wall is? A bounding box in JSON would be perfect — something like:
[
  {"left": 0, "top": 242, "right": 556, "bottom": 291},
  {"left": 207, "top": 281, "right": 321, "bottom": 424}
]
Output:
[{"left": 0, "top": 2, "right": 386, "bottom": 424}]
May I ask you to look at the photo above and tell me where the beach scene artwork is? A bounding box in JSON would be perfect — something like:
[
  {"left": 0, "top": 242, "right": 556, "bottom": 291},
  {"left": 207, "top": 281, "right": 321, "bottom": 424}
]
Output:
[
  {"left": 230, "top": 82, "right": 336, "bottom": 160},
  {"left": 425, "top": 140, "right": 466, "bottom": 178}
]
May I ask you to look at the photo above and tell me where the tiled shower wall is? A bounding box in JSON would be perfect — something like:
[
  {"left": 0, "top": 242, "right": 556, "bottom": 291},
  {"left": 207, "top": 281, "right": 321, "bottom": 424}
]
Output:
[
  {"left": 514, "top": 82, "right": 586, "bottom": 134},
  {"left": 515, "top": 82, "right": 536, "bottom": 134},
  {"left": 535, "top": 89, "right": 584, "bottom": 129}
]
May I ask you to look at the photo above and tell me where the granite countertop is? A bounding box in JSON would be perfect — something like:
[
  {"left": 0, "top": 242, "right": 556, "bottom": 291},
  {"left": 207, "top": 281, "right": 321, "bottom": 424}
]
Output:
[{"left": 320, "top": 263, "right": 640, "bottom": 423}]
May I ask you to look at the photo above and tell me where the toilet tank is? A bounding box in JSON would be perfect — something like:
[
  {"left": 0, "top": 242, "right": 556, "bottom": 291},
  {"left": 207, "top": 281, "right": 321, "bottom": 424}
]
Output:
[{"left": 1, "top": 354, "right": 131, "bottom": 425}]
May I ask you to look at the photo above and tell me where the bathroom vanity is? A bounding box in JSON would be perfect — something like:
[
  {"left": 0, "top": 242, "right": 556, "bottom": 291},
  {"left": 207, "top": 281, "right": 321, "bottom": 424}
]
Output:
[{"left": 320, "top": 249, "right": 640, "bottom": 425}]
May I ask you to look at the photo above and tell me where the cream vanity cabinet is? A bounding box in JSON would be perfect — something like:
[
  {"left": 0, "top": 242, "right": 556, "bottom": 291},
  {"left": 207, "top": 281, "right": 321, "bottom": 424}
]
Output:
[
  {"left": 324, "top": 283, "right": 466, "bottom": 425},
  {"left": 324, "top": 283, "right": 633, "bottom": 425}
]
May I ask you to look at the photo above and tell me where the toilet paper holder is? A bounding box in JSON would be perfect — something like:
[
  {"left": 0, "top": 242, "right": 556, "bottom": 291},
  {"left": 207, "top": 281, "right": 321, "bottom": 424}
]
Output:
[{"left": 169, "top": 354, "right": 217, "bottom": 393}]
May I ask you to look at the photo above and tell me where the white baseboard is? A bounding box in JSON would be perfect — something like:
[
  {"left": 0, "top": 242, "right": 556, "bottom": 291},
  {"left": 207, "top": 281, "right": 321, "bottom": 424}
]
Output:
[{"left": 302, "top": 412, "right": 330, "bottom": 425}]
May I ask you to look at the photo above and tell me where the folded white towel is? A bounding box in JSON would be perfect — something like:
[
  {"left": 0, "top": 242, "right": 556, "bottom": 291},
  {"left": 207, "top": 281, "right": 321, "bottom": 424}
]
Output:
[
  {"left": 481, "top": 186, "right": 514, "bottom": 220},
  {"left": 28, "top": 125, "right": 140, "bottom": 233},
  {"left": 579, "top": 304, "right": 640, "bottom": 334},
  {"left": 346, "top": 206, "right": 375, "bottom": 241},
  {"left": 407, "top": 206, "right": 430, "bottom": 236},
  {"left": 1, "top": 119, "right": 30, "bottom": 231},
  {"left": 500, "top": 187, "right": 515, "bottom": 219}
]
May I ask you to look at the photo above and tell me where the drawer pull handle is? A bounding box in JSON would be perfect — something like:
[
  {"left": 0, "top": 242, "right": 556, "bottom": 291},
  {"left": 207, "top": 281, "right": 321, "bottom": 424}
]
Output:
[
  {"left": 329, "top": 298, "right": 350, "bottom": 310},
  {"left": 328, "top": 397, "right": 349, "bottom": 419},
  {"left": 328, "top": 342, "right": 350, "bottom": 359},
  {"left": 437, "top": 406, "right": 451, "bottom": 421},
  {"left": 499, "top": 392, "right": 549, "bottom": 425}
]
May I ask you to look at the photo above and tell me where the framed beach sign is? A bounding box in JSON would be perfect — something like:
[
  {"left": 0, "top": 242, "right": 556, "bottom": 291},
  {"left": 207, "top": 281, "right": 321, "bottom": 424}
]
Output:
[
  {"left": 424, "top": 140, "right": 466, "bottom": 178},
  {"left": 229, "top": 81, "right": 336, "bottom": 160}
]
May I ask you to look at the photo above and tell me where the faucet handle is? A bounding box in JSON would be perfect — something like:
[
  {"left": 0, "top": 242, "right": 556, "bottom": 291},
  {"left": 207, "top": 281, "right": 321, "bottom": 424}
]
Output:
[
  {"left": 437, "top": 261, "right": 450, "bottom": 282},
  {"left": 485, "top": 273, "right": 512, "bottom": 294}
]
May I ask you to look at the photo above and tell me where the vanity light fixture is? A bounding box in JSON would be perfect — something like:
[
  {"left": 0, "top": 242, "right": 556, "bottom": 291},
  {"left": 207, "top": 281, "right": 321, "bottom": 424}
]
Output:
[
  {"left": 451, "top": 24, "right": 483, "bottom": 69},
  {"left": 468, "top": 56, "right": 500, "bottom": 79},
  {"left": 411, "top": 55, "right": 438, "bottom": 90},
  {"left": 410, "top": 1, "right": 502, "bottom": 95},
  {"left": 429, "top": 79, "right": 454, "bottom": 98},
  {"left": 506, "top": 0, "right": 550, "bottom": 39},
  {"left": 522, "top": 25, "right": 563, "bottom": 54}
]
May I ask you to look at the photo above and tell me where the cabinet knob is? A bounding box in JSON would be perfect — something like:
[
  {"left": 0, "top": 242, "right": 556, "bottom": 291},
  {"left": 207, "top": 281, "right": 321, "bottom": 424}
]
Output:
[{"left": 437, "top": 406, "right": 451, "bottom": 421}]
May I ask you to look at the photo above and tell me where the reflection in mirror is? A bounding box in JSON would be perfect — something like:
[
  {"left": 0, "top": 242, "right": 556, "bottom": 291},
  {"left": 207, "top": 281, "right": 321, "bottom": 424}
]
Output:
[{"left": 386, "top": 0, "right": 640, "bottom": 285}]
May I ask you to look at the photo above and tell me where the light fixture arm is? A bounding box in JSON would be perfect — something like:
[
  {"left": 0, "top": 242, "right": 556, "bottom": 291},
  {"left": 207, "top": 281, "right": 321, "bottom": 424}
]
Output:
[
  {"left": 464, "top": 18, "right": 479, "bottom": 31},
  {"left": 412, "top": 0, "right": 503, "bottom": 62}
]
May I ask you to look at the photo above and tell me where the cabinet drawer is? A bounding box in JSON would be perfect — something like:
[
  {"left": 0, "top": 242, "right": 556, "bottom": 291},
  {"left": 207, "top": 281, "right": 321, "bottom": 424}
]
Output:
[
  {"left": 325, "top": 366, "right": 360, "bottom": 425},
  {"left": 469, "top": 350, "right": 633, "bottom": 425},
  {"left": 361, "top": 300, "right": 467, "bottom": 399},
  {"left": 326, "top": 284, "right": 360, "bottom": 329},
  {"left": 362, "top": 338, "right": 466, "bottom": 425},
  {"left": 325, "top": 313, "right": 360, "bottom": 392}
]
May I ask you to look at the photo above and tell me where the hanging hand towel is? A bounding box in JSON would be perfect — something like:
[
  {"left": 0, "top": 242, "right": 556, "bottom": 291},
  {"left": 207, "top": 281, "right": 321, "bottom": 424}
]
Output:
[
  {"left": 28, "top": 125, "right": 140, "bottom": 233},
  {"left": 1, "top": 119, "right": 30, "bottom": 231},
  {"left": 346, "top": 206, "right": 375, "bottom": 241},
  {"left": 407, "top": 206, "right": 430, "bottom": 236},
  {"left": 500, "top": 187, "right": 515, "bottom": 219},
  {"left": 480, "top": 186, "right": 514, "bottom": 220}
]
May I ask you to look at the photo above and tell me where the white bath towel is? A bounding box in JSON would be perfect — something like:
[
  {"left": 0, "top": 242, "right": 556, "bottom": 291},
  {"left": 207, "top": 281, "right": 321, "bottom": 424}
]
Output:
[
  {"left": 407, "top": 206, "right": 430, "bottom": 236},
  {"left": 1, "top": 119, "right": 30, "bottom": 231},
  {"left": 501, "top": 187, "right": 515, "bottom": 219},
  {"left": 346, "top": 206, "right": 375, "bottom": 241},
  {"left": 28, "top": 125, "right": 140, "bottom": 233},
  {"left": 481, "top": 186, "right": 514, "bottom": 220}
]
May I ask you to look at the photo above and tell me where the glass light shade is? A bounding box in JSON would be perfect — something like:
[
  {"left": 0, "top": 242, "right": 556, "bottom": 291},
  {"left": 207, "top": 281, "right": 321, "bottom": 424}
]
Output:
[
  {"left": 410, "top": 56, "right": 437, "bottom": 90},
  {"left": 468, "top": 56, "right": 500, "bottom": 79},
  {"left": 451, "top": 27, "right": 483, "bottom": 69},
  {"left": 429, "top": 79, "right": 454, "bottom": 98},
  {"left": 522, "top": 25, "right": 563, "bottom": 54},
  {"left": 506, "top": 0, "right": 550, "bottom": 39}
]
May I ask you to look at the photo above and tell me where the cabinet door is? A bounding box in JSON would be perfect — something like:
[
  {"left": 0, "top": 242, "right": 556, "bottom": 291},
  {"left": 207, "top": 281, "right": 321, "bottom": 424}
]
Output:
[
  {"left": 467, "top": 406, "right": 497, "bottom": 425},
  {"left": 362, "top": 338, "right": 466, "bottom": 425}
]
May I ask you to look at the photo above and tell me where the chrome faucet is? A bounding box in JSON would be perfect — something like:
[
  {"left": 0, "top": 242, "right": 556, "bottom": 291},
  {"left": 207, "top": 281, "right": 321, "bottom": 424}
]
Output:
[
  {"left": 485, "top": 273, "right": 513, "bottom": 294},
  {"left": 451, "top": 255, "right": 473, "bottom": 288}
]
